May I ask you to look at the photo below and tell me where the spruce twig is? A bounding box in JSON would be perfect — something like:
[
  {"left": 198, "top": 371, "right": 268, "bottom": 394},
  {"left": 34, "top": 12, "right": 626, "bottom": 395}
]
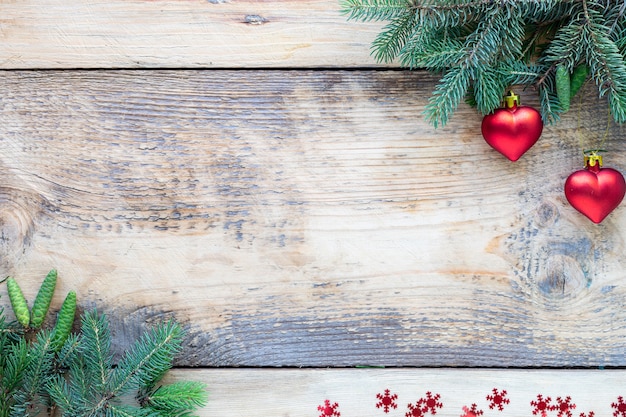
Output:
[
  {"left": 342, "top": 0, "right": 626, "bottom": 127},
  {"left": 0, "top": 272, "right": 208, "bottom": 416}
]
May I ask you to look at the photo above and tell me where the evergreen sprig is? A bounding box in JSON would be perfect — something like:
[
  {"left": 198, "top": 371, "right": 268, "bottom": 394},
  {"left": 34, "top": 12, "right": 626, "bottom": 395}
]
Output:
[
  {"left": 342, "top": 0, "right": 626, "bottom": 127},
  {"left": 0, "top": 271, "right": 208, "bottom": 417},
  {"left": 47, "top": 312, "right": 193, "bottom": 417},
  {"left": 140, "top": 382, "right": 209, "bottom": 417}
]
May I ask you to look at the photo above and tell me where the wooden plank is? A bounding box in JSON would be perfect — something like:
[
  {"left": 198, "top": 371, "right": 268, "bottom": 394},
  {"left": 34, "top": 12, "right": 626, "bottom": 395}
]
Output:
[
  {"left": 166, "top": 368, "right": 626, "bottom": 417},
  {"left": 0, "top": 70, "right": 625, "bottom": 367},
  {"left": 0, "top": 0, "right": 386, "bottom": 69}
]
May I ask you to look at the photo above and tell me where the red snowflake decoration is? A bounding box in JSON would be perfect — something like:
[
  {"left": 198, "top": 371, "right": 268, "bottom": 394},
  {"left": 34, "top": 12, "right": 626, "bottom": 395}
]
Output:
[
  {"left": 461, "top": 404, "right": 484, "bottom": 417},
  {"left": 580, "top": 412, "right": 595, "bottom": 417},
  {"left": 376, "top": 389, "right": 399, "bottom": 413},
  {"left": 613, "top": 396, "right": 626, "bottom": 417},
  {"left": 422, "top": 392, "right": 443, "bottom": 414},
  {"left": 532, "top": 394, "right": 556, "bottom": 417},
  {"left": 487, "top": 388, "right": 510, "bottom": 411},
  {"left": 407, "top": 402, "right": 425, "bottom": 417},
  {"left": 318, "top": 400, "right": 340, "bottom": 417},
  {"left": 555, "top": 396, "right": 576, "bottom": 417},
  {"left": 405, "top": 391, "right": 443, "bottom": 417}
]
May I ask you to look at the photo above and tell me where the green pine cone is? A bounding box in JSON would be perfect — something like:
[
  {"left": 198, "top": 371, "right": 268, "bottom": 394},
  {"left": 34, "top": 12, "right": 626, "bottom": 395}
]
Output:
[
  {"left": 556, "top": 65, "right": 571, "bottom": 112},
  {"left": 7, "top": 278, "right": 30, "bottom": 328},
  {"left": 51, "top": 290, "right": 77, "bottom": 351},
  {"left": 570, "top": 64, "right": 590, "bottom": 98},
  {"left": 30, "top": 269, "right": 58, "bottom": 329}
]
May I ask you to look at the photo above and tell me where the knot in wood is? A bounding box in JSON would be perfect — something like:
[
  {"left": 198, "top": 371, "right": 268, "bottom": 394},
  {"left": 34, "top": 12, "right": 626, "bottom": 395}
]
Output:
[
  {"left": 244, "top": 15, "right": 268, "bottom": 25},
  {"left": 535, "top": 201, "right": 559, "bottom": 227},
  {"left": 537, "top": 254, "right": 586, "bottom": 299},
  {"left": 0, "top": 188, "right": 44, "bottom": 269}
]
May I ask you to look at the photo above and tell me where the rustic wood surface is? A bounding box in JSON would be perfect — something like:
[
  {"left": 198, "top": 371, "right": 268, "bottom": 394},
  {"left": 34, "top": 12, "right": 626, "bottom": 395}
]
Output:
[
  {"left": 1, "top": 70, "right": 625, "bottom": 368},
  {"left": 0, "top": 0, "right": 385, "bottom": 69},
  {"left": 167, "top": 368, "right": 626, "bottom": 416}
]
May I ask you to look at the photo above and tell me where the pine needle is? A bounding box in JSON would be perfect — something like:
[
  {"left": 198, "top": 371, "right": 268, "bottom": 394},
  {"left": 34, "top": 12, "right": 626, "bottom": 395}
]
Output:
[{"left": 343, "top": 0, "right": 626, "bottom": 127}]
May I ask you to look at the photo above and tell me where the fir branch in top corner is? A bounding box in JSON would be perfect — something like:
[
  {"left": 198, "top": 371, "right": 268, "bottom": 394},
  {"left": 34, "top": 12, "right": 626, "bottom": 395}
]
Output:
[{"left": 342, "top": 0, "right": 626, "bottom": 127}]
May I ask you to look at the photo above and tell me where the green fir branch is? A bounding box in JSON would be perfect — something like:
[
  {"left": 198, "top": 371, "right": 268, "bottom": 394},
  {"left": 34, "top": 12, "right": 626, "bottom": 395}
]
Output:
[
  {"left": 582, "top": 4, "right": 626, "bottom": 122},
  {"left": 522, "top": 0, "right": 576, "bottom": 24},
  {"left": 108, "top": 320, "right": 183, "bottom": 398},
  {"left": 605, "top": 0, "right": 626, "bottom": 37},
  {"left": 143, "top": 382, "right": 209, "bottom": 417},
  {"left": 343, "top": 0, "right": 626, "bottom": 126},
  {"left": 541, "top": 12, "right": 586, "bottom": 70},
  {"left": 10, "top": 331, "right": 55, "bottom": 417},
  {"left": 1, "top": 339, "right": 30, "bottom": 394},
  {"left": 0, "top": 274, "right": 208, "bottom": 416},
  {"left": 425, "top": 65, "right": 471, "bottom": 127},
  {"left": 400, "top": 36, "right": 465, "bottom": 70},
  {"left": 67, "top": 356, "right": 90, "bottom": 408},
  {"left": 80, "top": 310, "right": 113, "bottom": 393},
  {"left": 614, "top": 23, "right": 626, "bottom": 55},
  {"left": 498, "top": 14, "right": 525, "bottom": 61},
  {"left": 372, "top": 10, "right": 417, "bottom": 63},
  {"left": 106, "top": 403, "right": 160, "bottom": 417},
  {"left": 498, "top": 60, "right": 546, "bottom": 85},
  {"left": 538, "top": 73, "right": 563, "bottom": 124},
  {"left": 473, "top": 66, "right": 508, "bottom": 114},
  {"left": 54, "top": 333, "right": 81, "bottom": 369},
  {"left": 410, "top": 1, "right": 489, "bottom": 29},
  {"left": 463, "top": 6, "right": 508, "bottom": 67},
  {"left": 340, "top": 0, "right": 412, "bottom": 22},
  {"left": 46, "top": 376, "right": 78, "bottom": 415}
]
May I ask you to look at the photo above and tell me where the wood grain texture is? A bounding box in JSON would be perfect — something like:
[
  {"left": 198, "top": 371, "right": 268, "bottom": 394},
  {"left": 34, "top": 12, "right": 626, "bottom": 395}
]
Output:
[
  {"left": 0, "top": 70, "right": 625, "bottom": 367},
  {"left": 0, "top": 0, "right": 385, "bottom": 69},
  {"left": 167, "top": 368, "right": 626, "bottom": 417}
]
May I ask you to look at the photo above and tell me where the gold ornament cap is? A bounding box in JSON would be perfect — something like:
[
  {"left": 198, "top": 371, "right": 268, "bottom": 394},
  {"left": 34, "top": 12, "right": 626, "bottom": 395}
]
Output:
[
  {"left": 585, "top": 153, "right": 603, "bottom": 168},
  {"left": 503, "top": 91, "right": 520, "bottom": 108}
]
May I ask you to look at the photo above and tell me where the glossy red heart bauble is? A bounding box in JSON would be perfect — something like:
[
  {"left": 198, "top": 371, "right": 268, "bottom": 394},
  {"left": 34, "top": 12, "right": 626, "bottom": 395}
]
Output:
[
  {"left": 481, "top": 105, "right": 543, "bottom": 161},
  {"left": 564, "top": 165, "right": 626, "bottom": 223}
]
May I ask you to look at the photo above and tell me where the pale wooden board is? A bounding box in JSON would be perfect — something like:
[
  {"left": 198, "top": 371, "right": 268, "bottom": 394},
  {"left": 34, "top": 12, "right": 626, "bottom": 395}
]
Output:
[
  {"left": 165, "top": 368, "right": 626, "bottom": 417},
  {"left": 0, "top": 0, "right": 386, "bottom": 69},
  {"left": 0, "top": 70, "right": 625, "bottom": 367}
]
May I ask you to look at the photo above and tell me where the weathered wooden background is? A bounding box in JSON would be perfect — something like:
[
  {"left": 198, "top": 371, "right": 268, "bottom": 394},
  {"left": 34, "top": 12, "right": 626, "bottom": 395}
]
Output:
[{"left": 2, "top": 1, "right": 626, "bottom": 416}]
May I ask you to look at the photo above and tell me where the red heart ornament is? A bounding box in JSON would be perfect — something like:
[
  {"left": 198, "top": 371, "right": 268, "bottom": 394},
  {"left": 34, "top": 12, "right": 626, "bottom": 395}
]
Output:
[
  {"left": 481, "top": 92, "right": 543, "bottom": 161},
  {"left": 564, "top": 156, "right": 626, "bottom": 223}
]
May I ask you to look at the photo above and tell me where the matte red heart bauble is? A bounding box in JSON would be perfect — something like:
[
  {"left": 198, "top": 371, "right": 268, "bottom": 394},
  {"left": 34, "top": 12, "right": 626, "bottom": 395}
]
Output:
[
  {"left": 564, "top": 155, "right": 626, "bottom": 223},
  {"left": 481, "top": 91, "right": 543, "bottom": 161}
]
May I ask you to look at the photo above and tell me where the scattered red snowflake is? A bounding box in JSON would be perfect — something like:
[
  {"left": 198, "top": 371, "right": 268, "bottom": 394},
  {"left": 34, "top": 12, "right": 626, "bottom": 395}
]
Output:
[
  {"left": 487, "top": 388, "right": 510, "bottom": 411},
  {"left": 405, "top": 391, "right": 443, "bottom": 417},
  {"left": 376, "top": 389, "right": 399, "bottom": 413},
  {"left": 422, "top": 392, "right": 443, "bottom": 414},
  {"left": 406, "top": 401, "right": 425, "bottom": 417},
  {"left": 613, "top": 396, "right": 626, "bottom": 417},
  {"left": 580, "top": 412, "right": 595, "bottom": 417},
  {"left": 555, "top": 396, "right": 576, "bottom": 417},
  {"left": 461, "top": 404, "right": 484, "bottom": 417},
  {"left": 532, "top": 394, "right": 556, "bottom": 417},
  {"left": 318, "top": 400, "right": 340, "bottom": 417}
]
